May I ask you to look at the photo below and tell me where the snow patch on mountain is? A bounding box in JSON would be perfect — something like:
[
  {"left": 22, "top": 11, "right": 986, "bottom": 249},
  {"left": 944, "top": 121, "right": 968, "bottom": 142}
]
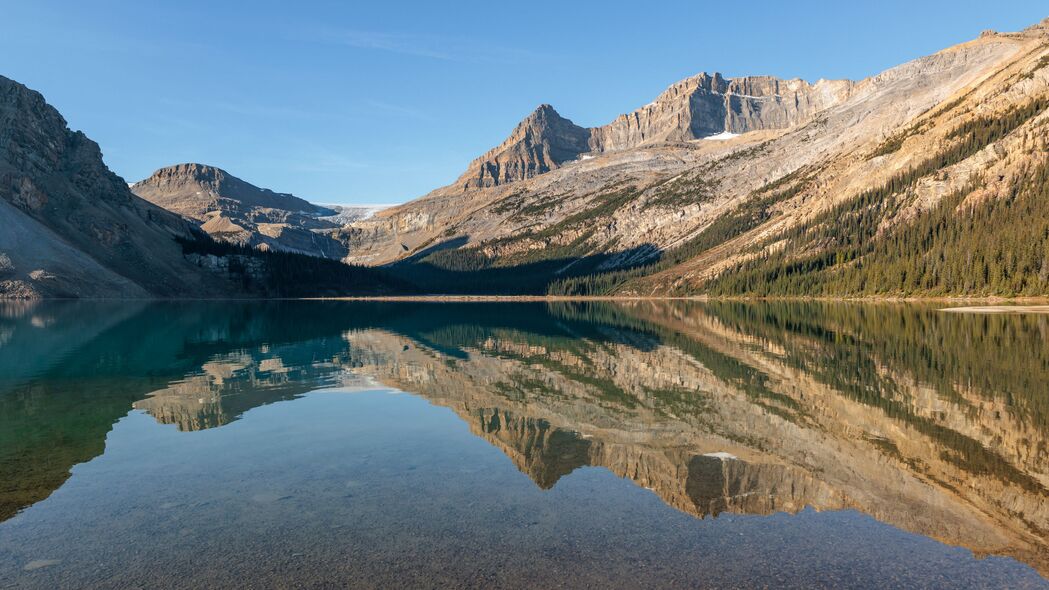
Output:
[
  {"left": 703, "top": 131, "right": 741, "bottom": 141},
  {"left": 316, "top": 204, "right": 391, "bottom": 225}
]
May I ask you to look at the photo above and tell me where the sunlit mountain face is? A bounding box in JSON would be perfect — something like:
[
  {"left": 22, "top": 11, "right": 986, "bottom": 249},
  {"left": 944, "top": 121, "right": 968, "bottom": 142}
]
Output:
[{"left": 1, "top": 301, "right": 1047, "bottom": 588}]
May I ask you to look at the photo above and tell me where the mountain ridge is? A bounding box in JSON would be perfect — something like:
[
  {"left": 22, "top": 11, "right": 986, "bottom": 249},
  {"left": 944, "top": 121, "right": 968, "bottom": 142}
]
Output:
[
  {"left": 4, "top": 19, "right": 1049, "bottom": 298},
  {"left": 132, "top": 163, "right": 331, "bottom": 218},
  {"left": 343, "top": 20, "right": 1049, "bottom": 297},
  {"left": 456, "top": 72, "right": 855, "bottom": 189},
  {"left": 0, "top": 78, "right": 411, "bottom": 299},
  {"left": 132, "top": 163, "right": 353, "bottom": 259}
]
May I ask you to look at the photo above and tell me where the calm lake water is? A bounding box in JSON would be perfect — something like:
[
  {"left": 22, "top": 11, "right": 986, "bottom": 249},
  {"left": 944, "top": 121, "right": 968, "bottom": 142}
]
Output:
[{"left": 1, "top": 300, "right": 1047, "bottom": 589}]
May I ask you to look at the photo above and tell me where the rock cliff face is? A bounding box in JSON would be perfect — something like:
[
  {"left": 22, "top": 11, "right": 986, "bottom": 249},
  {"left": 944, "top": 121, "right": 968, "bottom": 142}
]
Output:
[
  {"left": 0, "top": 76, "right": 228, "bottom": 298},
  {"left": 457, "top": 75, "right": 852, "bottom": 188},
  {"left": 588, "top": 73, "right": 854, "bottom": 151},
  {"left": 132, "top": 164, "right": 349, "bottom": 259}
]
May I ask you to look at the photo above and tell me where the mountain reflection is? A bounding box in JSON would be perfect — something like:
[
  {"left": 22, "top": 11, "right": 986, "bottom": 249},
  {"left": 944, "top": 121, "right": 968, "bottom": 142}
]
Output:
[{"left": 1, "top": 300, "right": 1046, "bottom": 576}]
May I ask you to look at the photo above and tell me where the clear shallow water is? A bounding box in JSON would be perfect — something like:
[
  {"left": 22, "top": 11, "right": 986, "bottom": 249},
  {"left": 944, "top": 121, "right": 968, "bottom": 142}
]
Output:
[{"left": 0, "top": 301, "right": 1047, "bottom": 589}]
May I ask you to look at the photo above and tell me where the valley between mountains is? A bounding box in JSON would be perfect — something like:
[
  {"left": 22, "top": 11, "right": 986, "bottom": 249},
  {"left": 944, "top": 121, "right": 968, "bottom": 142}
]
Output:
[{"left": 2, "top": 19, "right": 1049, "bottom": 298}]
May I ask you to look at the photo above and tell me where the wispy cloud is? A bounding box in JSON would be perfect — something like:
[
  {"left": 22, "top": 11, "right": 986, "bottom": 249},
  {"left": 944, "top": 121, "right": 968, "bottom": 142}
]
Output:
[
  {"left": 156, "top": 96, "right": 432, "bottom": 124},
  {"left": 319, "top": 30, "right": 455, "bottom": 60},
  {"left": 210, "top": 101, "right": 343, "bottom": 121},
  {"left": 277, "top": 141, "right": 374, "bottom": 173},
  {"left": 291, "top": 27, "right": 551, "bottom": 64},
  {"left": 363, "top": 100, "right": 433, "bottom": 121},
  {"left": 288, "top": 156, "right": 371, "bottom": 173},
  {"left": 157, "top": 97, "right": 353, "bottom": 123}
]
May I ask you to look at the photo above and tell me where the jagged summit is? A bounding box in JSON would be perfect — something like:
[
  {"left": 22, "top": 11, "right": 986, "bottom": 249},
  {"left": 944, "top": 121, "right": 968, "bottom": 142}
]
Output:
[
  {"left": 1022, "top": 16, "right": 1049, "bottom": 35},
  {"left": 458, "top": 71, "right": 855, "bottom": 187},
  {"left": 590, "top": 72, "right": 853, "bottom": 150},
  {"left": 458, "top": 104, "right": 591, "bottom": 189}
]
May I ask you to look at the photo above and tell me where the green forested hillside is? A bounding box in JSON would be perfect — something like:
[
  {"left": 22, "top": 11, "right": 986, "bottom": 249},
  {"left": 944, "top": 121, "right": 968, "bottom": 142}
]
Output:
[
  {"left": 704, "top": 99, "right": 1049, "bottom": 297},
  {"left": 707, "top": 157, "right": 1049, "bottom": 296}
]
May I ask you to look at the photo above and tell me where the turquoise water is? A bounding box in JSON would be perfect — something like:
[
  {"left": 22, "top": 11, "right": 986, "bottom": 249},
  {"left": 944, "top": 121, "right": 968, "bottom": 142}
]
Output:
[{"left": 1, "top": 301, "right": 1046, "bottom": 588}]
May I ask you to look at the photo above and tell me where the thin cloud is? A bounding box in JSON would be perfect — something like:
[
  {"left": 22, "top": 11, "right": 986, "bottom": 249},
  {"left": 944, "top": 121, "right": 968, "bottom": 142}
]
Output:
[
  {"left": 157, "top": 97, "right": 354, "bottom": 123},
  {"left": 292, "top": 27, "right": 552, "bottom": 64},
  {"left": 210, "top": 101, "right": 342, "bottom": 121},
  {"left": 363, "top": 100, "right": 433, "bottom": 121},
  {"left": 321, "top": 30, "right": 455, "bottom": 60},
  {"left": 157, "top": 96, "right": 431, "bottom": 124},
  {"left": 279, "top": 142, "right": 374, "bottom": 173},
  {"left": 287, "top": 154, "right": 373, "bottom": 173}
]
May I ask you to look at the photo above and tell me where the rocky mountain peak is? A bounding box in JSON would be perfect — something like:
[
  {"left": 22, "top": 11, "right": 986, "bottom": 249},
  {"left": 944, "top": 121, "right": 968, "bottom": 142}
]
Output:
[
  {"left": 0, "top": 76, "right": 133, "bottom": 210},
  {"left": 457, "top": 103, "right": 592, "bottom": 189},
  {"left": 131, "top": 163, "right": 350, "bottom": 259},
  {"left": 455, "top": 71, "right": 855, "bottom": 188},
  {"left": 588, "top": 71, "right": 854, "bottom": 150},
  {"left": 1021, "top": 17, "right": 1049, "bottom": 36},
  {"left": 529, "top": 103, "right": 559, "bottom": 118},
  {"left": 133, "top": 162, "right": 325, "bottom": 216},
  {"left": 146, "top": 162, "right": 231, "bottom": 191}
]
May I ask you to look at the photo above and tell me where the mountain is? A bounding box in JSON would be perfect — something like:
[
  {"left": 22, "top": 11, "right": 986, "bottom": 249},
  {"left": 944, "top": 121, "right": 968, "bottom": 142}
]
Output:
[
  {"left": 10, "top": 19, "right": 1047, "bottom": 299},
  {"left": 458, "top": 75, "right": 853, "bottom": 190},
  {"left": 132, "top": 163, "right": 350, "bottom": 259},
  {"left": 133, "top": 163, "right": 325, "bottom": 216},
  {"left": 588, "top": 73, "right": 853, "bottom": 150},
  {"left": 0, "top": 76, "right": 231, "bottom": 298},
  {"left": 0, "top": 78, "right": 411, "bottom": 299},
  {"left": 347, "top": 19, "right": 1049, "bottom": 297},
  {"left": 457, "top": 104, "right": 592, "bottom": 188}
]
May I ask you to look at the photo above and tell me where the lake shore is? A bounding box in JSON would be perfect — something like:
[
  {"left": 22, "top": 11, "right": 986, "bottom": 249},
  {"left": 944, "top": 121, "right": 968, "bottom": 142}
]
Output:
[
  {"left": 940, "top": 305, "right": 1049, "bottom": 314},
  {"left": 304, "top": 294, "right": 1049, "bottom": 305}
]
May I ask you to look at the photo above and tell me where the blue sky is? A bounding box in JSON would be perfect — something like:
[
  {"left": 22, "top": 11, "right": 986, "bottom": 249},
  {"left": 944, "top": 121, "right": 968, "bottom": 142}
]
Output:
[{"left": 1, "top": 1, "right": 1045, "bottom": 204}]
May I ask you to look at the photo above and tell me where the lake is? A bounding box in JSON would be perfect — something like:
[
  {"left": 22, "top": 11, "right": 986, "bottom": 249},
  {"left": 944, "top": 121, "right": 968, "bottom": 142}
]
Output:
[{"left": 1, "top": 300, "right": 1047, "bottom": 588}]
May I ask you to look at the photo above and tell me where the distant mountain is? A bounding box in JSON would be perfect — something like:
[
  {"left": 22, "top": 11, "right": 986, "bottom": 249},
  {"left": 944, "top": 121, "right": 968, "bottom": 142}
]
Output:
[
  {"left": 132, "top": 163, "right": 350, "bottom": 259},
  {"left": 347, "top": 19, "right": 1049, "bottom": 297},
  {"left": 457, "top": 75, "right": 854, "bottom": 189},
  {"left": 0, "top": 76, "right": 230, "bottom": 298},
  {"left": 133, "top": 163, "right": 328, "bottom": 216}
]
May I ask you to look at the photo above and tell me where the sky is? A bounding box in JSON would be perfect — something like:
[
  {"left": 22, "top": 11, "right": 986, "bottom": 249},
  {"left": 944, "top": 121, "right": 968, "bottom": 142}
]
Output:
[{"left": 1, "top": 1, "right": 1045, "bottom": 205}]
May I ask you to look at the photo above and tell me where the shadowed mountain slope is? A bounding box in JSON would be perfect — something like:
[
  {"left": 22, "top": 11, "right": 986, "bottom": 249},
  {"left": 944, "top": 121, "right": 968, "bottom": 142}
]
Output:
[
  {"left": 132, "top": 163, "right": 350, "bottom": 259},
  {"left": 0, "top": 77, "right": 231, "bottom": 298}
]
